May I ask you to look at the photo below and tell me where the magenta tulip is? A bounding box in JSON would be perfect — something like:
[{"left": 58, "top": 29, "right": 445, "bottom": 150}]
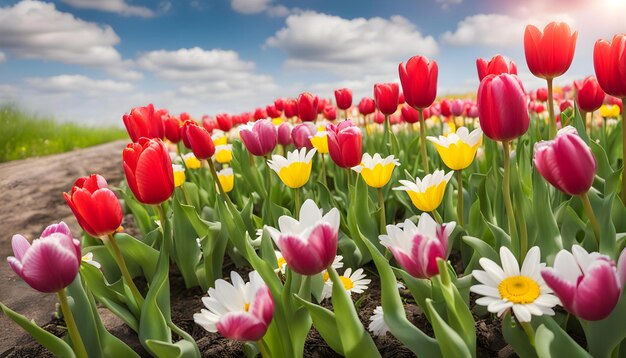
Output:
[
  {"left": 277, "top": 122, "right": 293, "bottom": 146},
  {"left": 326, "top": 120, "right": 362, "bottom": 168},
  {"left": 291, "top": 123, "right": 316, "bottom": 149},
  {"left": 477, "top": 74, "right": 530, "bottom": 142},
  {"left": 239, "top": 119, "right": 277, "bottom": 157}
]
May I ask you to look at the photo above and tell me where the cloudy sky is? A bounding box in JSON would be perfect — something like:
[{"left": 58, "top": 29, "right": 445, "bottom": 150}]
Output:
[{"left": 0, "top": 0, "right": 624, "bottom": 126}]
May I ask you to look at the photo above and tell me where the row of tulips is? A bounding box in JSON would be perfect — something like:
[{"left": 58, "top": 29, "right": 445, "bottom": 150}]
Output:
[{"left": 4, "top": 20, "right": 626, "bottom": 358}]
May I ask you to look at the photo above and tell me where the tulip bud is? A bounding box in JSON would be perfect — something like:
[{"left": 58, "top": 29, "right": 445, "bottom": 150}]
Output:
[
  {"left": 291, "top": 123, "right": 316, "bottom": 149},
  {"left": 266, "top": 104, "right": 281, "bottom": 119},
  {"left": 524, "top": 22, "right": 577, "bottom": 79},
  {"left": 254, "top": 108, "right": 267, "bottom": 120},
  {"left": 373, "top": 111, "right": 385, "bottom": 124},
  {"left": 123, "top": 138, "right": 175, "bottom": 205},
  {"left": 476, "top": 55, "right": 517, "bottom": 81},
  {"left": 575, "top": 76, "right": 605, "bottom": 113},
  {"left": 374, "top": 83, "right": 400, "bottom": 115},
  {"left": 163, "top": 115, "right": 182, "bottom": 143},
  {"left": 477, "top": 74, "right": 530, "bottom": 142},
  {"left": 401, "top": 104, "right": 419, "bottom": 124},
  {"left": 450, "top": 99, "right": 465, "bottom": 117},
  {"left": 274, "top": 98, "right": 285, "bottom": 111},
  {"left": 297, "top": 92, "right": 319, "bottom": 122},
  {"left": 64, "top": 174, "right": 123, "bottom": 237},
  {"left": 594, "top": 35, "right": 626, "bottom": 98},
  {"left": 334, "top": 88, "right": 353, "bottom": 110},
  {"left": 239, "top": 119, "right": 278, "bottom": 157},
  {"left": 326, "top": 120, "right": 362, "bottom": 168},
  {"left": 123, "top": 104, "right": 165, "bottom": 142},
  {"left": 277, "top": 122, "right": 293, "bottom": 146},
  {"left": 323, "top": 105, "right": 337, "bottom": 121},
  {"left": 534, "top": 127, "right": 596, "bottom": 196},
  {"left": 284, "top": 99, "right": 298, "bottom": 118},
  {"left": 216, "top": 113, "right": 233, "bottom": 132},
  {"left": 358, "top": 97, "right": 376, "bottom": 116},
  {"left": 399, "top": 56, "right": 438, "bottom": 109},
  {"left": 182, "top": 121, "right": 216, "bottom": 160}
]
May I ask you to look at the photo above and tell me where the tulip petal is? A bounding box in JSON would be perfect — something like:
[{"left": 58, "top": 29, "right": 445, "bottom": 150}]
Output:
[
  {"left": 573, "top": 261, "right": 621, "bottom": 320},
  {"left": 217, "top": 312, "right": 267, "bottom": 341},
  {"left": 541, "top": 267, "right": 576, "bottom": 312},
  {"left": 20, "top": 235, "right": 80, "bottom": 292},
  {"left": 11, "top": 234, "right": 31, "bottom": 261}
]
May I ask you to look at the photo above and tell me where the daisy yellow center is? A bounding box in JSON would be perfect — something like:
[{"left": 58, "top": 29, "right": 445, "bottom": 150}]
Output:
[
  {"left": 339, "top": 276, "right": 354, "bottom": 290},
  {"left": 277, "top": 257, "right": 287, "bottom": 268},
  {"left": 244, "top": 303, "right": 250, "bottom": 312},
  {"left": 323, "top": 272, "right": 329, "bottom": 282},
  {"left": 498, "top": 275, "right": 540, "bottom": 304}
]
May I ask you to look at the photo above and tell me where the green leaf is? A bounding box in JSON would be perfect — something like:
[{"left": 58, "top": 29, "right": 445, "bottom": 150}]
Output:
[
  {"left": 535, "top": 319, "right": 591, "bottom": 358},
  {"left": 0, "top": 301, "right": 76, "bottom": 358},
  {"left": 327, "top": 266, "right": 380, "bottom": 358},
  {"left": 461, "top": 236, "right": 498, "bottom": 263},
  {"left": 532, "top": 169, "right": 563, "bottom": 264},
  {"left": 171, "top": 198, "right": 202, "bottom": 287},
  {"left": 293, "top": 295, "right": 344, "bottom": 355},
  {"left": 501, "top": 314, "right": 537, "bottom": 358},
  {"left": 118, "top": 187, "right": 155, "bottom": 236},
  {"left": 424, "top": 299, "right": 472, "bottom": 358},
  {"left": 583, "top": 289, "right": 626, "bottom": 357}
]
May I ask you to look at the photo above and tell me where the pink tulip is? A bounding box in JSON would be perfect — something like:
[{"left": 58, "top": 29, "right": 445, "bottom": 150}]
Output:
[
  {"left": 380, "top": 213, "right": 455, "bottom": 279},
  {"left": 541, "top": 245, "right": 626, "bottom": 321},
  {"left": 7, "top": 222, "right": 81, "bottom": 293},
  {"left": 277, "top": 122, "right": 293, "bottom": 146},
  {"left": 239, "top": 119, "right": 277, "bottom": 157},
  {"left": 534, "top": 127, "right": 596, "bottom": 196},
  {"left": 326, "top": 120, "right": 362, "bottom": 168},
  {"left": 194, "top": 271, "right": 274, "bottom": 341},
  {"left": 291, "top": 123, "right": 316, "bottom": 149},
  {"left": 265, "top": 200, "right": 340, "bottom": 276},
  {"left": 450, "top": 99, "right": 465, "bottom": 117}
]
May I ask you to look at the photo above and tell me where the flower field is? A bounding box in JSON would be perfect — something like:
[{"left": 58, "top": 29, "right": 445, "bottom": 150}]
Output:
[{"left": 4, "top": 21, "right": 626, "bottom": 358}]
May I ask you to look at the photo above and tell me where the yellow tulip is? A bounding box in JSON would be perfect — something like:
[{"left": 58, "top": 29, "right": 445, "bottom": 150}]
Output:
[
  {"left": 267, "top": 148, "right": 317, "bottom": 189},
  {"left": 172, "top": 164, "right": 186, "bottom": 187},
  {"left": 310, "top": 131, "right": 329, "bottom": 154},
  {"left": 217, "top": 168, "right": 234, "bottom": 193},
  {"left": 214, "top": 144, "right": 233, "bottom": 164},
  {"left": 182, "top": 153, "right": 202, "bottom": 169},
  {"left": 394, "top": 170, "right": 453, "bottom": 212},
  {"left": 600, "top": 104, "right": 620, "bottom": 118},
  {"left": 352, "top": 153, "right": 400, "bottom": 188},
  {"left": 427, "top": 127, "right": 482, "bottom": 170}
]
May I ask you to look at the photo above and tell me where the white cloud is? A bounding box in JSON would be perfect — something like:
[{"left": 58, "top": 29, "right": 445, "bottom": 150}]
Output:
[
  {"left": 61, "top": 0, "right": 154, "bottom": 17},
  {"left": 0, "top": 51, "right": 6, "bottom": 63},
  {"left": 0, "top": 1, "right": 139, "bottom": 78},
  {"left": 436, "top": 0, "right": 462, "bottom": 9},
  {"left": 265, "top": 11, "right": 438, "bottom": 78},
  {"left": 441, "top": 13, "right": 574, "bottom": 47},
  {"left": 231, "top": 0, "right": 270, "bottom": 14},
  {"left": 25, "top": 75, "right": 134, "bottom": 95}
]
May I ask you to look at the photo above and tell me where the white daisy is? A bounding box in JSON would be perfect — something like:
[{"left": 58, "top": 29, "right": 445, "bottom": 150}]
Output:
[
  {"left": 368, "top": 306, "right": 390, "bottom": 336},
  {"left": 426, "top": 126, "right": 482, "bottom": 148},
  {"left": 320, "top": 267, "right": 371, "bottom": 301},
  {"left": 81, "top": 252, "right": 101, "bottom": 269},
  {"left": 471, "top": 246, "right": 560, "bottom": 323}
]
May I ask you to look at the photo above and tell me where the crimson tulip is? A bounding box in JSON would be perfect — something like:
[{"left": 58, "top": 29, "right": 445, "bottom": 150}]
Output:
[
  {"left": 123, "top": 138, "right": 175, "bottom": 205},
  {"left": 477, "top": 74, "right": 529, "bottom": 142},
  {"left": 358, "top": 97, "right": 376, "bottom": 116},
  {"left": 317, "top": 98, "right": 328, "bottom": 114},
  {"left": 64, "top": 174, "right": 123, "bottom": 237},
  {"left": 594, "top": 35, "right": 626, "bottom": 98},
  {"left": 239, "top": 119, "right": 277, "bottom": 157},
  {"left": 373, "top": 111, "right": 385, "bottom": 124},
  {"left": 374, "top": 83, "right": 399, "bottom": 115},
  {"left": 202, "top": 116, "right": 217, "bottom": 133},
  {"left": 216, "top": 113, "right": 233, "bottom": 132},
  {"left": 398, "top": 92, "right": 405, "bottom": 104},
  {"left": 291, "top": 123, "right": 316, "bottom": 149},
  {"left": 323, "top": 105, "right": 337, "bottom": 121},
  {"left": 254, "top": 108, "right": 267, "bottom": 120},
  {"left": 536, "top": 88, "right": 548, "bottom": 102},
  {"left": 559, "top": 100, "right": 573, "bottom": 112},
  {"left": 575, "top": 76, "right": 606, "bottom": 113},
  {"left": 334, "top": 88, "right": 352, "bottom": 110},
  {"left": 398, "top": 55, "right": 438, "bottom": 109},
  {"left": 266, "top": 104, "right": 281, "bottom": 119},
  {"left": 123, "top": 104, "right": 165, "bottom": 142},
  {"left": 182, "top": 121, "right": 216, "bottom": 160},
  {"left": 284, "top": 98, "right": 298, "bottom": 118},
  {"left": 440, "top": 99, "right": 452, "bottom": 117},
  {"left": 298, "top": 92, "right": 318, "bottom": 122},
  {"left": 534, "top": 127, "right": 596, "bottom": 196},
  {"left": 274, "top": 98, "right": 285, "bottom": 111},
  {"left": 476, "top": 55, "right": 517, "bottom": 81},
  {"left": 326, "top": 120, "right": 362, "bottom": 168},
  {"left": 163, "top": 115, "right": 182, "bottom": 143},
  {"left": 401, "top": 104, "right": 419, "bottom": 124},
  {"left": 524, "top": 22, "right": 577, "bottom": 80}
]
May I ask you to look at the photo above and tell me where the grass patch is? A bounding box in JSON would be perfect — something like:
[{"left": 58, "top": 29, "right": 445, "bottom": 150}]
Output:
[{"left": 0, "top": 105, "right": 127, "bottom": 163}]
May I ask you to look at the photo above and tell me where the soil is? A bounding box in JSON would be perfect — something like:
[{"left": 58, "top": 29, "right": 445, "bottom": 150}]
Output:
[{"left": 0, "top": 141, "right": 511, "bottom": 357}]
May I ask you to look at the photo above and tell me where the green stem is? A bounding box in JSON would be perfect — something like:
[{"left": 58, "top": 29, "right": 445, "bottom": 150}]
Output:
[
  {"left": 258, "top": 338, "right": 271, "bottom": 358},
  {"left": 547, "top": 78, "right": 556, "bottom": 139},
  {"left": 207, "top": 159, "right": 236, "bottom": 211},
  {"left": 321, "top": 153, "right": 328, "bottom": 187},
  {"left": 106, "top": 233, "right": 144, "bottom": 308},
  {"left": 377, "top": 187, "right": 386, "bottom": 234},
  {"left": 57, "top": 289, "right": 88, "bottom": 358},
  {"left": 621, "top": 98, "right": 626, "bottom": 205},
  {"left": 580, "top": 192, "right": 601, "bottom": 246},
  {"left": 383, "top": 114, "right": 390, "bottom": 155},
  {"left": 346, "top": 168, "right": 352, "bottom": 188},
  {"left": 418, "top": 108, "right": 429, "bottom": 172},
  {"left": 265, "top": 155, "right": 272, "bottom": 196},
  {"left": 180, "top": 185, "right": 192, "bottom": 206},
  {"left": 345, "top": 109, "right": 349, "bottom": 121},
  {"left": 155, "top": 204, "right": 173, "bottom": 255},
  {"left": 294, "top": 187, "right": 301, "bottom": 218},
  {"left": 456, "top": 170, "right": 464, "bottom": 227},
  {"left": 431, "top": 210, "right": 442, "bottom": 224},
  {"left": 582, "top": 110, "right": 589, "bottom": 137},
  {"left": 520, "top": 321, "right": 535, "bottom": 347},
  {"left": 501, "top": 141, "right": 519, "bottom": 252},
  {"left": 297, "top": 274, "right": 312, "bottom": 301}
]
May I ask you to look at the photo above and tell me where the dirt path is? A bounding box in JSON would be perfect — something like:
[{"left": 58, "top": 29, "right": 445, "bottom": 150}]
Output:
[{"left": 0, "top": 140, "right": 127, "bottom": 354}]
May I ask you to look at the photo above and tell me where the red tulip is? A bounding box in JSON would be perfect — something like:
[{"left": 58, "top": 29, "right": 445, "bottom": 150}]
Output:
[
  {"left": 202, "top": 116, "right": 217, "bottom": 133},
  {"left": 559, "top": 100, "right": 573, "bottom": 112},
  {"left": 274, "top": 98, "right": 285, "bottom": 111},
  {"left": 163, "top": 115, "right": 182, "bottom": 143},
  {"left": 216, "top": 113, "right": 233, "bottom": 132},
  {"left": 317, "top": 98, "right": 328, "bottom": 114},
  {"left": 534, "top": 127, "right": 596, "bottom": 196},
  {"left": 254, "top": 108, "right": 267, "bottom": 120},
  {"left": 291, "top": 123, "right": 316, "bottom": 149},
  {"left": 178, "top": 112, "right": 190, "bottom": 122},
  {"left": 399, "top": 56, "right": 438, "bottom": 109},
  {"left": 266, "top": 104, "right": 281, "bottom": 119},
  {"left": 358, "top": 97, "right": 376, "bottom": 116},
  {"left": 334, "top": 88, "right": 353, "bottom": 110},
  {"left": 123, "top": 104, "right": 165, "bottom": 142},
  {"left": 466, "top": 104, "right": 479, "bottom": 118},
  {"left": 181, "top": 121, "right": 216, "bottom": 160},
  {"left": 374, "top": 83, "right": 399, "bottom": 115},
  {"left": 401, "top": 104, "right": 419, "bottom": 124},
  {"left": 323, "top": 105, "right": 337, "bottom": 121},
  {"left": 123, "top": 138, "right": 174, "bottom": 205},
  {"left": 277, "top": 122, "right": 293, "bottom": 146},
  {"left": 239, "top": 119, "right": 277, "bottom": 156},
  {"left": 326, "top": 120, "right": 362, "bottom": 168},
  {"left": 298, "top": 92, "right": 318, "bottom": 122},
  {"left": 390, "top": 113, "right": 402, "bottom": 125},
  {"left": 284, "top": 99, "right": 298, "bottom": 118},
  {"left": 536, "top": 88, "right": 548, "bottom": 102},
  {"left": 373, "top": 111, "right": 385, "bottom": 124},
  {"left": 477, "top": 74, "right": 530, "bottom": 141},
  {"left": 594, "top": 35, "right": 626, "bottom": 98},
  {"left": 398, "top": 92, "right": 405, "bottom": 104},
  {"left": 440, "top": 99, "right": 452, "bottom": 117},
  {"left": 524, "top": 22, "right": 577, "bottom": 79},
  {"left": 574, "top": 76, "right": 606, "bottom": 113},
  {"left": 476, "top": 55, "right": 517, "bottom": 81},
  {"left": 64, "top": 174, "right": 123, "bottom": 237}
]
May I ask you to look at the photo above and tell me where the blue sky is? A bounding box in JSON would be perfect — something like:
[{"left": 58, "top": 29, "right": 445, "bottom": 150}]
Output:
[{"left": 0, "top": 0, "right": 624, "bottom": 126}]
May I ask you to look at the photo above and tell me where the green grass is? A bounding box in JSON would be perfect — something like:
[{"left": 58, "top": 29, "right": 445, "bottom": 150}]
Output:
[{"left": 0, "top": 104, "right": 128, "bottom": 163}]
